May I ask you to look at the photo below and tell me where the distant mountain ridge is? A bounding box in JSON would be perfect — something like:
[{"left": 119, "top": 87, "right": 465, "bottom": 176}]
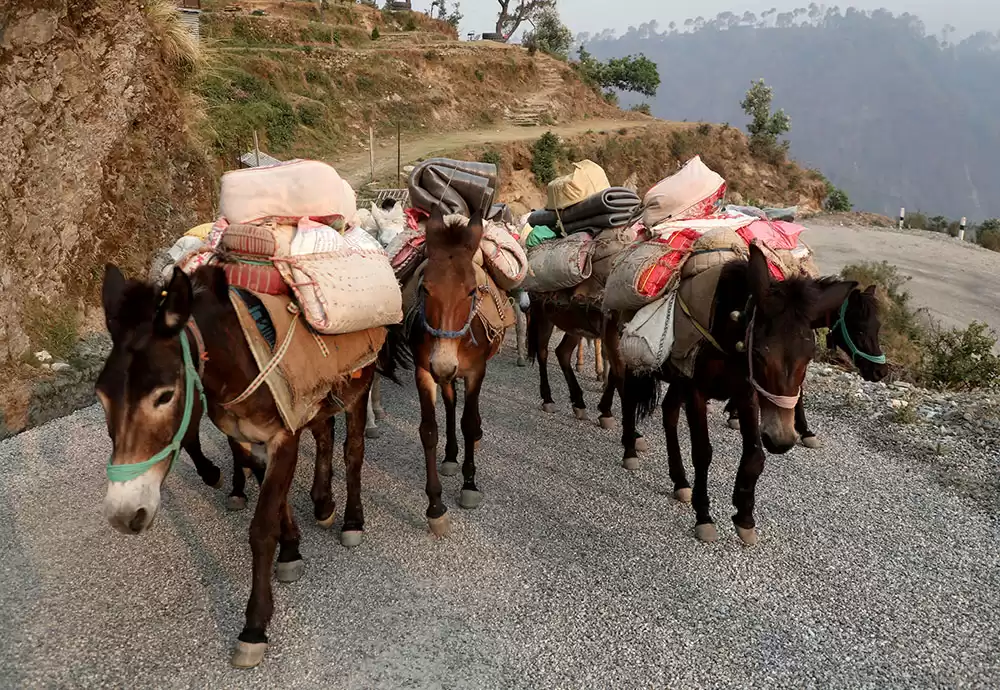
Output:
[{"left": 581, "top": 8, "right": 1000, "bottom": 221}]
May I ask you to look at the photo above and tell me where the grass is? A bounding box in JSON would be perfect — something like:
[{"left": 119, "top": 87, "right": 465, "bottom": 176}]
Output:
[
  {"left": 22, "top": 297, "right": 80, "bottom": 363},
  {"left": 143, "top": 0, "right": 205, "bottom": 80}
]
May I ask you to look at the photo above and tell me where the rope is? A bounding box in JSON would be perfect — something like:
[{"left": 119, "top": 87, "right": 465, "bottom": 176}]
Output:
[
  {"left": 675, "top": 292, "right": 725, "bottom": 353},
  {"left": 222, "top": 311, "right": 300, "bottom": 409},
  {"left": 831, "top": 297, "right": 887, "bottom": 365},
  {"left": 746, "top": 307, "right": 801, "bottom": 409}
]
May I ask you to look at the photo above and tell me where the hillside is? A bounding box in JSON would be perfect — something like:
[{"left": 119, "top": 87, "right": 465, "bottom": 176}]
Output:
[{"left": 582, "top": 8, "right": 1000, "bottom": 221}]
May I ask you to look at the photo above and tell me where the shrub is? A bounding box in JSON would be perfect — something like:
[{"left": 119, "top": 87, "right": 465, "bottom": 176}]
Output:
[
  {"left": 741, "top": 79, "right": 790, "bottom": 161},
  {"left": 696, "top": 123, "right": 712, "bottom": 135},
  {"left": 603, "top": 91, "right": 619, "bottom": 106},
  {"left": 480, "top": 149, "right": 501, "bottom": 167},
  {"left": 977, "top": 219, "right": 1000, "bottom": 252},
  {"left": 531, "top": 131, "right": 562, "bottom": 184},
  {"left": 371, "top": 27, "right": 380, "bottom": 40},
  {"left": 923, "top": 322, "right": 1000, "bottom": 390},
  {"left": 824, "top": 186, "right": 852, "bottom": 212},
  {"left": 474, "top": 69, "right": 484, "bottom": 82},
  {"left": 297, "top": 102, "right": 324, "bottom": 127},
  {"left": 630, "top": 103, "right": 652, "bottom": 115},
  {"left": 404, "top": 16, "right": 418, "bottom": 31}
]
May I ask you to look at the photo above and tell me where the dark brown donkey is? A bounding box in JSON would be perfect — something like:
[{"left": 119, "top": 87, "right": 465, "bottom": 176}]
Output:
[
  {"left": 526, "top": 298, "right": 649, "bottom": 451},
  {"left": 620, "top": 244, "right": 857, "bottom": 545},
  {"left": 408, "top": 207, "right": 505, "bottom": 536},
  {"left": 98, "top": 264, "right": 404, "bottom": 669}
]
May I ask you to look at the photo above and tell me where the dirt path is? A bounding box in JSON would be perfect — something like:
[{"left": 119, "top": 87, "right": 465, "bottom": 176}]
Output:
[
  {"left": 334, "top": 119, "right": 656, "bottom": 188},
  {"left": 802, "top": 222, "right": 1000, "bottom": 334}
]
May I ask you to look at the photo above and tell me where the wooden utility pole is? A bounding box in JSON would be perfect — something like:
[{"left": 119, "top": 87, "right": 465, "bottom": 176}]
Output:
[
  {"left": 253, "top": 130, "right": 260, "bottom": 167},
  {"left": 369, "top": 126, "right": 375, "bottom": 182},
  {"left": 396, "top": 122, "right": 401, "bottom": 188}
]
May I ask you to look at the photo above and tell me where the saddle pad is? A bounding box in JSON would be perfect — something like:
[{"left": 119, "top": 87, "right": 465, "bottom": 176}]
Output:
[
  {"left": 223, "top": 262, "right": 289, "bottom": 296},
  {"left": 229, "top": 288, "right": 386, "bottom": 431}
]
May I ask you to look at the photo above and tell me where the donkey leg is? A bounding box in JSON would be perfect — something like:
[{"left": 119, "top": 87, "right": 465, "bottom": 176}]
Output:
[
  {"left": 372, "top": 373, "right": 387, "bottom": 421},
  {"left": 732, "top": 392, "right": 766, "bottom": 546},
  {"left": 310, "top": 417, "right": 337, "bottom": 528},
  {"left": 233, "top": 431, "right": 300, "bottom": 669},
  {"left": 515, "top": 299, "right": 528, "bottom": 367},
  {"left": 226, "top": 438, "right": 252, "bottom": 512},
  {"left": 341, "top": 390, "right": 367, "bottom": 548},
  {"left": 796, "top": 391, "right": 821, "bottom": 448},
  {"left": 534, "top": 310, "right": 557, "bottom": 413},
  {"left": 365, "top": 388, "right": 380, "bottom": 439},
  {"left": 440, "top": 380, "right": 460, "bottom": 477},
  {"left": 183, "top": 433, "right": 222, "bottom": 490},
  {"left": 594, "top": 338, "right": 604, "bottom": 380},
  {"left": 459, "top": 369, "right": 486, "bottom": 509},
  {"left": 662, "top": 383, "right": 691, "bottom": 502},
  {"left": 555, "top": 333, "right": 587, "bottom": 419},
  {"left": 597, "top": 375, "right": 617, "bottom": 429},
  {"left": 685, "top": 388, "right": 717, "bottom": 543},
  {"left": 724, "top": 399, "right": 741, "bottom": 430},
  {"left": 275, "top": 500, "right": 304, "bottom": 583},
  {"left": 619, "top": 373, "right": 641, "bottom": 470},
  {"left": 417, "top": 367, "right": 449, "bottom": 536},
  {"left": 576, "top": 340, "right": 586, "bottom": 372}
]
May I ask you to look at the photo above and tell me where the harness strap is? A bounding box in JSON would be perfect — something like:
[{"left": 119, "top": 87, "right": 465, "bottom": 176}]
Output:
[
  {"left": 746, "top": 308, "right": 801, "bottom": 409},
  {"left": 186, "top": 319, "right": 209, "bottom": 378},
  {"left": 830, "top": 298, "right": 887, "bottom": 365},
  {"left": 676, "top": 292, "right": 725, "bottom": 354},
  {"left": 222, "top": 309, "right": 300, "bottom": 409}
]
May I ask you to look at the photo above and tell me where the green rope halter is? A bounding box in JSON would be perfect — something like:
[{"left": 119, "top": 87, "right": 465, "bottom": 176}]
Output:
[
  {"left": 831, "top": 298, "right": 887, "bottom": 366},
  {"left": 105, "top": 330, "right": 207, "bottom": 483}
]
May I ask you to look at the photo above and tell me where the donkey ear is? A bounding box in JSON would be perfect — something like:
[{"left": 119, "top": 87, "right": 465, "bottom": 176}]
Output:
[
  {"left": 747, "top": 243, "right": 771, "bottom": 303},
  {"left": 811, "top": 279, "right": 858, "bottom": 321},
  {"left": 426, "top": 205, "right": 445, "bottom": 234},
  {"left": 102, "top": 264, "right": 126, "bottom": 327},
  {"left": 465, "top": 209, "right": 484, "bottom": 252},
  {"left": 864, "top": 284, "right": 878, "bottom": 297},
  {"left": 154, "top": 267, "right": 193, "bottom": 337}
]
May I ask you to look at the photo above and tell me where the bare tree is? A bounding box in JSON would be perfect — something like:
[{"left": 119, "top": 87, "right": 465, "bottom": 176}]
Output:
[{"left": 495, "top": 0, "right": 555, "bottom": 41}]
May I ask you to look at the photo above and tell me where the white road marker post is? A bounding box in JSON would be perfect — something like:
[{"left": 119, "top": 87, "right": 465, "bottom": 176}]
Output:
[
  {"left": 899, "top": 207, "right": 905, "bottom": 230},
  {"left": 959, "top": 217, "right": 967, "bottom": 241}
]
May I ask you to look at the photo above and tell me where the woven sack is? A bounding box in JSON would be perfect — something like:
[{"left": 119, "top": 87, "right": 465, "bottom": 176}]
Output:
[
  {"left": 603, "top": 238, "right": 693, "bottom": 312},
  {"left": 681, "top": 228, "right": 748, "bottom": 279},
  {"left": 219, "top": 160, "right": 356, "bottom": 224},
  {"left": 620, "top": 292, "right": 677, "bottom": 372},
  {"left": 546, "top": 160, "right": 611, "bottom": 211},
  {"left": 221, "top": 221, "right": 294, "bottom": 258},
  {"left": 480, "top": 221, "right": 528, "bottom": 290},
  {"left": 642, "top": 156, "right": 726, "bottom": 227},
  {"left": 222, "top": 262, "right": 289, "bottom": 296},
  {"left": 387, "top": 230, "right": 427, "bottom": 282},
  {"left": 273, "top": 248, "right": 402, "bottom": 335},
  {"left": 520, "top": 233, "right": 594, "bottom": 293},
  {"left": 590, "top": 226, "right": 637, "bottom": 287}
]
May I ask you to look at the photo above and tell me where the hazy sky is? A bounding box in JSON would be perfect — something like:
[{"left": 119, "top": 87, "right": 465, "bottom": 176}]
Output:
[{"left": 446, "top": 0, "right": 988, "bottom": 40}]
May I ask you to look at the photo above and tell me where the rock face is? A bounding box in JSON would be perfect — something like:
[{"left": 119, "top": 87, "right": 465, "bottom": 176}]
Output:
[{"left": 0, "top": 0, "right": 213, "bottom": 364}]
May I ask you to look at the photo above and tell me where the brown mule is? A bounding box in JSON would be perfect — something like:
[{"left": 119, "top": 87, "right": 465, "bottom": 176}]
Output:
[
  {"left": 97, "top": 264, "right": 405, "bottom": 668},
  {"left": 407, "top": 207, "right": 506, "bottom": 536}
]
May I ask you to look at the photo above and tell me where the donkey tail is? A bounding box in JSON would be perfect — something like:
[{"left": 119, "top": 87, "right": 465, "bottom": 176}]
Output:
[
  {"left": 627, "top": 370, "right": 661, "bottom": 423},
  {"left": 377, "top": 323, "right": 412, "bottom": 385}
]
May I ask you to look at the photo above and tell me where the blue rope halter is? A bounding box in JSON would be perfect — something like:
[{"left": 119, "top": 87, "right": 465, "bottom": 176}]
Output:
[{"left": 830, "top": 298, "right": 887, "bottom": 365}]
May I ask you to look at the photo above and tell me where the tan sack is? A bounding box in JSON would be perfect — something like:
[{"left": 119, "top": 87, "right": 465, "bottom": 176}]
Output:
[
  {"left": 642, "top": 155, "right": 726, "bottom": 227},
  {"left": 546, "top": 160, "right": 611, "bottom": 211},
  {"left": 219, "top": 159, "right": 357, "bottom": 224},
  {"left": 520, "top": 233, "right": 594, "bottom": 293}
]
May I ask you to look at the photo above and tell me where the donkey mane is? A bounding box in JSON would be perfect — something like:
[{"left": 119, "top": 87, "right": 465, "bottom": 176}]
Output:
[
  {"left": 719, "top": 260, "right": 841, "bottom": 322},
  {"left": 427, "top": 213, "right": 480, "bottom": 251}
]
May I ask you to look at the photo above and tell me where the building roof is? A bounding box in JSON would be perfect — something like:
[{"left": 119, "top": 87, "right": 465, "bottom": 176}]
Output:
[{"left": 238, "top": 150, "right": 283, "bottom": 168}]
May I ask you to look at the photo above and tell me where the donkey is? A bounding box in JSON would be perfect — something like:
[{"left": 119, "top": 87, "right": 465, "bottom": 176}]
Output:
[
  {"left": 621, "top": 244, "right": 857, "bottom": 545},
  {"left": 526, "top": 298, "right": 650, "bottom": 452},
  {"left": 721, "top": 283, "right": 889, "bottom": 446},
  {"left": 408, "top": 207, "right": 506, "bottom": 537},
  {"left": 97, "top": 264, "right": 404, "bottom": 669}
]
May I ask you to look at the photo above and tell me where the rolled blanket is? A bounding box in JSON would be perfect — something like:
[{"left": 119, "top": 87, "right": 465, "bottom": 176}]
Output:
[
  {"left": 527, "top": 187, "right": 641, "bottom": 234},
  {"left": 407, "top": 158, "right": 498, "bottom": 218}
]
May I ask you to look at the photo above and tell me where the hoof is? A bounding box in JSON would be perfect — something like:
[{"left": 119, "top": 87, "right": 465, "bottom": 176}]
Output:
[
  {"left": 440, "top": 461, "right": 460, "bottom": 477},
  {"left": 695, "top": 523, "right": 719, "bottom": 543},
  {"left": 316, "top": 508, "right": 337, "bottom": 529},
  {"left": 231, "top": 641, "right": 268, "bottom": 669},
  {"left": 634, "top": 436, "right": 650, "bottom": 453},
  {"left": 541, "top": 402, "right": 557, "bottom": 414},
  {"left": 374, "top": 408, "right": 388, "bottom": 421},
  {"left": 340, "top": 530, "right": 364, "bottom": 548},
  {"left": 598, "top": 415, "right": 616, "bottom": 430},
  {"left": 459, "top": 489, "right": 483, "bottom": 509},
  {"left": 736, "top": 526, "right": 759, "bottom": 546},
  {"left": 428, "top": 513, "right": 451, "bottom": 538},
  {"left": 622, "top": 456, "right": 640, "bottom": 471},
  {"left": 727, "top": 417, "right": 741, "bottom": 431},
  {"left": 227, "top": 495, "right": 247, "bottom": 512},
  {"left": 573, "top": 407, "right": 589, "bottom": 421},
  {"left": 275, "top": 559, "right": 305, "bottom": 583},
  {"left": 674, "top": 487, "right": 692, "bottom": 503},
  {"left": 517, "top": 357, "right": 528, "bottom": 367},
  {"left": 211, "top": 474, "right": 224, "bottom": 490},
  {"left": 473, "top": 439, "right": 481, "bottom": 451},
  {"left": 365, "top": 426, "right": 380, "bottom": 439},
  {"left": 801, "top": 435, "right": 821, "bottom": 449}
]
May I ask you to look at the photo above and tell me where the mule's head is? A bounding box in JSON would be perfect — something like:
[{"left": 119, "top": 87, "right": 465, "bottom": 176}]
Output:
[
  {"left": 97, "top": 265, "right": 195, "bottom": 535},
  {"left": 745, "top": 244, "right": 856, "bottom": 454},
  {"left": 421, "top": 206, "right": 483, "bottom": 381},
  {"left": 826, "top": 284, "right": 889, "bottom": 383}
]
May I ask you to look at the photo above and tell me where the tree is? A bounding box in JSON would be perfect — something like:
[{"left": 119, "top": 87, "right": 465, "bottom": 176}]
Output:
[
  {"left": 523, "top": 7, "right": 571, "bottom": 59},
  {"left": 741, "top": 78, "right": 791, "bottom": 159},
  {"left": 495, "top": 0, "right": 555, "bottom": 41},
  {"left": 574, "top": 47, "right": 661, "bottom": 98}
]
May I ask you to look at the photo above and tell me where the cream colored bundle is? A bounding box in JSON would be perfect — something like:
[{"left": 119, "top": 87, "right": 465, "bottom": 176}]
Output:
[
  {"left": 480, "top": 220, "right": 528, "bottom": 290},
  {"left": 219, "top": 159, "right": 357, "bottom": 224},
  {"left": 546, "top": 159, "right": 611, "bottom": 211},
  {"left": 642, "top": 155, "right": 726, "bottom": 227}
]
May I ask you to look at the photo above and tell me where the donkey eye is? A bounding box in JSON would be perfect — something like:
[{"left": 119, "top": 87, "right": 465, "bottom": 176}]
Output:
[{"left": 154, "top": 390, "right": 175, "bottom": 407}]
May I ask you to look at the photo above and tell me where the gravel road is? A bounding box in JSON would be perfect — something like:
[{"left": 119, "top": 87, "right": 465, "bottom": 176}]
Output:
[
  {"left": 1, "top": 336, "right": 997, "bottom": 688},
  {"left": 802, "top": 223, "right": 1000, "bottom": 334}
]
